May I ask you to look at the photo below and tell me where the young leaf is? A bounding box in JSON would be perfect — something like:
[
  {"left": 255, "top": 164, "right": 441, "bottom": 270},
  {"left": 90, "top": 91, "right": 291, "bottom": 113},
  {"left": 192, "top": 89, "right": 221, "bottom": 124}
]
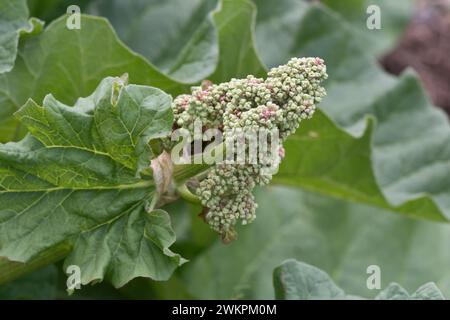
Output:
[
  {"left": 0, "top": 77, "right": 184, "bottom": 287},
  {"left": 273, "top": 259, "right": 445, "bottom": 300},
  {"left": 15, "top": 77, "right": 173, "bottom": 177}
]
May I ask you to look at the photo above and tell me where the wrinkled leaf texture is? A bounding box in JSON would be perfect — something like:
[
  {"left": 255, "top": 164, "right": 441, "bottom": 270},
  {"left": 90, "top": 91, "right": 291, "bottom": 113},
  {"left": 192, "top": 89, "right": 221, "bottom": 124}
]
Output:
[{"left": 273, "top": 259, "right": 445, "bottom": 300}]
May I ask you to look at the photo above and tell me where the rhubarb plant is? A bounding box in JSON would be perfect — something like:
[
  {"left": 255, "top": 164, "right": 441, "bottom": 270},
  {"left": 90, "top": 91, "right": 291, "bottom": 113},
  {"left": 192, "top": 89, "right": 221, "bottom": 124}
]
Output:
[{"left": 1, "top": 0, "right": 450, "bottom": 300}]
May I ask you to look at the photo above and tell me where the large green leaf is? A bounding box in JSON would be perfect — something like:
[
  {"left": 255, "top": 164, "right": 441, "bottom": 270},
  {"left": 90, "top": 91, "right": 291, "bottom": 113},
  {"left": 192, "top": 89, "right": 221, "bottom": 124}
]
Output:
[
  {"left": 88, "top": 0, "right": 266, "bottom": 83},
  {"left": 175, "top": 187, "right": 450, "bottom": 299},
  {"left": 88, "top": 0, "right": 218, "bottom": 83},
  {"left": 274, "top": 259, "right": 445, "bottom": 300},
  {"left": 256, "top": 0, "right": 450, "bottom": 221},
  {"left": 0, "top": 14, "right": 189, "bottom": 143},
  {"left": 0, "top": 77, "right": 184, "bottom": 287},
  {"left": 274, "top": 108, "right": 445, "bottom": 221}
]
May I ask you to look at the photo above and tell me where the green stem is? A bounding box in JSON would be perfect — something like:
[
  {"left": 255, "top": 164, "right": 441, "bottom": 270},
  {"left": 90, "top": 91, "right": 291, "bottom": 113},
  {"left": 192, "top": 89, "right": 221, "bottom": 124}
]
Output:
[
  {"left": 173, "top": 163, "right": 210, "bottom": 183},
  {"left": 172, "top": 141, "right": 224, "bottom": 183},
  {"left": 177, "top": 184, "right": 201, "bottom": 204}
]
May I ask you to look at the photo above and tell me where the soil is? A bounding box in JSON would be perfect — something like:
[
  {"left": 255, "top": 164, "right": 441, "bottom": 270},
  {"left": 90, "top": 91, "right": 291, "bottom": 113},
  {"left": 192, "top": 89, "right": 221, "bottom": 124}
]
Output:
[{"left": 381, "top": 0, "right": 450, "bottom": 115}]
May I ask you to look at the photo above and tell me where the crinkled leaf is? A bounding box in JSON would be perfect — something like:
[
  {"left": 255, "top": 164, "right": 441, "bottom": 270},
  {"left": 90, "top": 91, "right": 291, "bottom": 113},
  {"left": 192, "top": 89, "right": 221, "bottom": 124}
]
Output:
[
  {"left": 64, "top": 208, "right": 185, "bottom": 288},
  {"left": 274, "top": 259, "right": 445, "bottom": 300},
  {"left": 176, "top": 187, "right": 450, "bottom": 299},
  {"left": 273, "top": 259, "right": 346, "bottom": 300},
  {"left": 0, "top": 78, "right": 184, "bottom": 287},
  {"left": 256, "top": 0, "right": 450, "bottom": 221},
  {"left": 15, "top": 77, "right": 173, "bottom": 177},
  {"left": 375, "top": 282, "right": 446, "bottom": 300},
  {"left": 0, "top": 15, "right": 189, "bottom": 143}
]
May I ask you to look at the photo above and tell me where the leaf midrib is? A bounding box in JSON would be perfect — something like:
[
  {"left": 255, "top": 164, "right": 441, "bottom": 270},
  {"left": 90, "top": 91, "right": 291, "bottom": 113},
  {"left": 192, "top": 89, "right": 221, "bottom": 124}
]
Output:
[{"left": 0, "top": 179, "right": 154, "bottom": 193}]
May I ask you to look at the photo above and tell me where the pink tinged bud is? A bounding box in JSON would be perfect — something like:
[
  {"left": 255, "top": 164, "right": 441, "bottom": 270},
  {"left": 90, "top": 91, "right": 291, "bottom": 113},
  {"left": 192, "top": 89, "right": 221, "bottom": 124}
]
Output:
[
  {"left": 278, "top": 146, "right": 285, "bottom": 159},
  {"left": 314, "top": 57, "right": 324, "bottom": 65},
  {"left": 261, "top": 109, "right": 275, "bottom": 119},
  {"left": 181, "top": 97, "right": 190, "bottom": 108},
  {"left": 196, "top": 90, "right": 209, "bottom": 101}
]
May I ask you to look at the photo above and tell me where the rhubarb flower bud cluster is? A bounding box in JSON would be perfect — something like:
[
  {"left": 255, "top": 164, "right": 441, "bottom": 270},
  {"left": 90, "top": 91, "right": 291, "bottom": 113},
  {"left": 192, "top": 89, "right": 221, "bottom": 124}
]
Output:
[{"left": 172, "top": 57, "right": 327, "bottom": 241}]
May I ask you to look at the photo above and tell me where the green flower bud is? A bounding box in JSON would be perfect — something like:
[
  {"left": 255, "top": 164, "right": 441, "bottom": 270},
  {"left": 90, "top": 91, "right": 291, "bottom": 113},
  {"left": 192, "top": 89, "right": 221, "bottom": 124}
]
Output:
[{"left": 170, "top": 57, "right": 327, "bottom": 239}]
